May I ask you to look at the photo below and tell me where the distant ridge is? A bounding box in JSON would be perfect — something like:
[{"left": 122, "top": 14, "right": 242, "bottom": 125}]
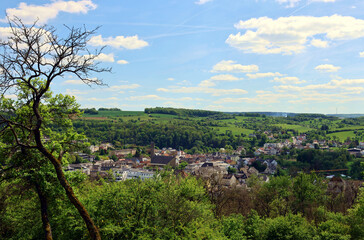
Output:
[{"left": 226, "top": 112, "right": 364, "bottom": 118}]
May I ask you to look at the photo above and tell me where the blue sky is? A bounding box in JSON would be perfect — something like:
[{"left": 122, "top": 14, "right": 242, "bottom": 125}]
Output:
[{"left": 1, "top": 0, "right": 364, "bottom": 114}]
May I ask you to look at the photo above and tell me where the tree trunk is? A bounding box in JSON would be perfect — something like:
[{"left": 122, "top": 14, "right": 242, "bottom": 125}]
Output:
[
  {"left": 38, "top": 146, "right": 101, "bottom": 240},
  {"left": 34, "top": 181, "right": 53, "bottom": 240}
]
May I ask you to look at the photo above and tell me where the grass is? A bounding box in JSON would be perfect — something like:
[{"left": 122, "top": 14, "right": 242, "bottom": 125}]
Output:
[
  {"left": 213, "top": 126, "right": 254, "bottom": 136},
  {"left": 272, "top": 124, "right": 313, "bottom": 132},
  {"left": 327, "top": 131, "right": 357, "bottom": 141},
  {"left": 83, "top": 110, "right": 145, "bottom": 118}
]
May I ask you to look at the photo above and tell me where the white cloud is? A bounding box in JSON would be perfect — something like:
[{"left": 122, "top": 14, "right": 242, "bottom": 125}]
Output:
[
  {"left": 0, "top": 27, "right": 12, "bottom": 41},
  {"left": 275, "top": 78, "right": 364, "bottom": 94},
  {"left": 315, "top": 64, "right": 341, "bottom": 72},
  {"left": 211, "top": 60, "right": 259, "bottom": 73},
  {"left": 276, "top": 0, "right": 335, "bottom": 8},
  {"left": 246, "top": 72, "right": 283, "bottom": 79},
  {"left": 226, "top": 15, "right": 364, "bottom": 55},
  {"left": 3, "top": 0, "right": 97, "bottom": 25},
  {"left": 195, "top": 0, "right": 213, "bottom": 4},
  {"left": 108, "top": 84, "right": 141, "bottom": 91},
  {"left": 176, "top": 80, "right": 192, "bottom": 86},
  {"left": 276, "top": 0, "right": 301, "bottom": 8},
  {"left": 117, "top": 60, "right": 129, "bottom": 64},
  {"left": 199, "top": 74, "right": 243, "bottom": 87},
  {"left": 216, "top": 91, "right": 298, "bottom": 104},
  {"left": 94, "top": 53, "right": 114, "bottom": 62},
  {"left": 128, "top": 95, "right": 164, "bottom": 101},
  {"left": 157, "top": 86, "right": 247, "bottom": 96},
  {"left": 360, "top": 52, "right": 364, "bottom": 57},
  {"left": 272, "top": 77, "right": 305, "bottom": 84},
  {"left": 330, "top": 79, "right": 364, "bottom": 86},
  {"left": 89, "top": 35, "right": 149, "bottom": 49},
  {"left": 127, "top": 95, "right": 197, "bottom": 102},
  {"left": 310, "top": 39, "right": 329, "bottom": 48},
  {"left": 167, "top": 78, "right": 175, "bottom": 81},
  {"left": 209, "top": 74, "right": 243, "bottom": 81},
  {"left": 63, "top": 79, "right": 84, "bottom": 85},
  {"left": 88, "top": 97, "right": 118, "bottom": 101},
  {"left": 312, "top": 0, "right": 336, "bottom": 2}
]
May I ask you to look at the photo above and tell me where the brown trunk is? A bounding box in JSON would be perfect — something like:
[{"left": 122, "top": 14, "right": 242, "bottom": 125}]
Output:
[
  {"left": 39, "top": 146, "right": 101, "bottom": 240},
  {"left": 32, "top": 100, "right": 100, "bottom": 239},
  {"left": 34, "top": 181, "right": 53, "bottom": 240}
]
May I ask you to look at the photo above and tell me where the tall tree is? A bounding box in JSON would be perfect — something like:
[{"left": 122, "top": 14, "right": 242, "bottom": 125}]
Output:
[{"left": 0, "top": 17, "right": 110, "bottom": 240}]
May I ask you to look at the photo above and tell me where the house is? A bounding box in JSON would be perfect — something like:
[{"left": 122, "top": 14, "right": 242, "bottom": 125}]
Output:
[
  {"left": 347, "top": 148, "right": 362, "bottom": 157},
  {"left": 196, "top": 162, "right": 227, "bottom": 179},
  {"left": 150, "top": 155, "right": 178, "bottom": 168},
  {"left": 221, "top": 174, "right": 238, "bottom": 187},
  {"left": 109, "top": 149, "right": 136, "bottom": 158},
  {"left": 89, "top": 145, "right": 99, "bottom": 153},
  {"left": 114, "top": 169, "right": 155, "bottom": 181}
]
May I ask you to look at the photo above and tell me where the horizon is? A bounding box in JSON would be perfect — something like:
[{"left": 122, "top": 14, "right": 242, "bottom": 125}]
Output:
[
  {"left": 82, "top": 106, "right": 364, "bottom": 116},
  {"left": 1, "top": 0, "right": 364, "bottom": 114}
]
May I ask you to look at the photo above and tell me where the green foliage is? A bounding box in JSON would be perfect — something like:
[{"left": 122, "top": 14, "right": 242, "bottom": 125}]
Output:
[
  {"left": 297, "top": 149, "right": 351, "bottom": 170},
  {"left": 258, "top": 214, "right": 315, "bottom": 240},
  {"left": 144, "top": 107, "right": 230, "bottom": 118},
  {"left": 227, "top": 166, "right": 237, "bottom": 174},
  {"left": 82, "top": 108, "right": 98, "bottom": 115},
  {"left": 221, "top": 214, "right": 247, "bottom": 240}
]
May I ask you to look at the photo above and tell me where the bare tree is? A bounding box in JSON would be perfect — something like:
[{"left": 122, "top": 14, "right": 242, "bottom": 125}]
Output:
[{"left": 0, "top": 17, "right": 111, "bottom": 240}]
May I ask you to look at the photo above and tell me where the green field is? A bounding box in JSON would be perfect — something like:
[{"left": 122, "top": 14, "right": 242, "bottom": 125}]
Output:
[
  {"left": 83, "top": 110, "right": 145, "bottom": 118},
  {"left": 327, "top": 131, "right": 357, "bottom": 141},
  {"left": 272, "top": 124, "right": 313, "bottom": 132},
  {"left": 213, "top": 126, "right": 254, "bottom": 136}
]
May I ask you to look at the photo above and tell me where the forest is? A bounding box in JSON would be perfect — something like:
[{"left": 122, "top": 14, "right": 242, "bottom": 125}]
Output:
[{"left": 1, "top": 170, "right": 364, "bottom": 240}]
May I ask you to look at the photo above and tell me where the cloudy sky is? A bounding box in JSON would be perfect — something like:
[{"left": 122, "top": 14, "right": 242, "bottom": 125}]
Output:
[{"left": 1, "top": 0, "right": 364, "bottom": 114}]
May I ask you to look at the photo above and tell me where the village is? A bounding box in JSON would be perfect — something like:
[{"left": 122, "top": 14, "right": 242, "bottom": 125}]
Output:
[{"left": 65, "top": 134, "right": 364, "bottom": 188}]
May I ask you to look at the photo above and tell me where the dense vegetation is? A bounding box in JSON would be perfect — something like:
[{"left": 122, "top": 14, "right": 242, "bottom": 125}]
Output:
[
  {"left": 73, "top": 119, "right": 245, "bottom": 152},
  {"left": 1, "top": 171, "right": 364, "bottom": 239},
  {"left": 144, "top": 107, "right": 231, "bottom": 118}
]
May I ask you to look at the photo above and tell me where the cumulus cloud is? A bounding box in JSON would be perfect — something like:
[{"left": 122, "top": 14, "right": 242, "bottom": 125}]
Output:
[
  {"left": 360, "top": 52, "right": 364, "bottom": 57},
  {"left": 128, "top": 95, "right": 164, "bottom": 101},
  {"left": 0, "top": 27, "right": 12, "bottom": 41},
  {"left": 211, "top": 60, "right": 259, "bottom": 73},
  {"left": 157, "top": 86, "right": 247, "bottom": 96},
  {"left": 271, "top": 77, "right": 305, "bottom": 84},
  {"left": 276, "top": 0, "right": 335, "bottom": 8},
  {"left": 117, "top": 60, "right": 129, "bottom": 64},
  {"left": 89, "top": 35, "right": 149, "bottom": 49},
  {"left": 310, "top": 39, "right": 329, "bottom": 48},
  {"left": 167, "top": 78, "right": 175, "bottom": 81},
  {"left": 2, "top": 0, "right": 97, "bottom": 25},
  {"left": 94, "top": 53, "right": 114, "bottom": 62},
  {"left": 276, "top": 0, "right": 301, "bottom": 8},
  {"left": 246, "top": 72, "right": 283, "bottom": 79},
  {"left": 199, "top": 74, "right": 243, "bottom": 87},
  {"left": 312, "top": 0, "right": 336, "bottom": 2},
  {"left": 195, "top": 0, "right": 213, "bottom": 4},
  {"left": 275, "top": 78, "right": 364, "bottom": 94},
  {"left": 315, "top": 64, "right": 341, "bottom": 72},
  {"left": 226, "top": 15, "right": 364, "bottom": 55},
  {"left": 88, "top": 97, "right": 118, "bottom": 101},
  {"left": 216, "top": 91, "right": 298, "bottom": 104},
  {"left": 127, "top": 95, "right": 197, "bottom": 102},
  {"left": 108, "top": 84, "right": 141, "bottom": 91},
  {"left": 63, "top": 79, "right": 84, "bottom": 85}
]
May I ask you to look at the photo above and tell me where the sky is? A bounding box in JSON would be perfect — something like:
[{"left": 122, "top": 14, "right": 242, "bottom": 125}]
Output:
[{"left": 1, "top": 0, "right": 364, "bottom": 114}]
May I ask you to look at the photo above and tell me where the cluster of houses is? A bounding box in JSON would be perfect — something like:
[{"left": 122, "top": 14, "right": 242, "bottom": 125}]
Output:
[
  {"left": 65, "top": 143, "right": 278, "bottom": 188},
  {"left": 65, "top": 138, "right": 364, "bottom": 186},
  {"left": 253, "top": 134, "right": 364, "bottom": 157}
]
